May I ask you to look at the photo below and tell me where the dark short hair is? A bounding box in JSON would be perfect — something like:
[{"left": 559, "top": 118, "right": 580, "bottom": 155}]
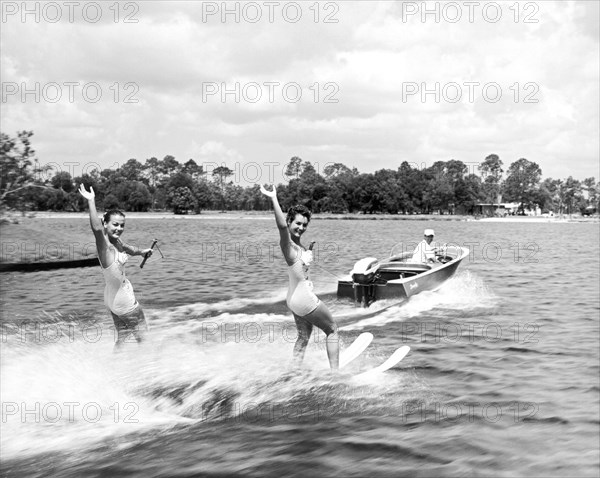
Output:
[
  {"left": 286, "top": 205, "right": 312, "bottom": 224},
  {"left": 103, "top": 209, "right": 126, "bottom": 223}
]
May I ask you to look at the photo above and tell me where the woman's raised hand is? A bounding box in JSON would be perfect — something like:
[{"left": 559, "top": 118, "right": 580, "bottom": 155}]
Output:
[
  {"left": 78, "top": 184, "right": 95, "bottom": 200},
  {"left": 260, "top": 184, "right": 277, "bottom": 198}
]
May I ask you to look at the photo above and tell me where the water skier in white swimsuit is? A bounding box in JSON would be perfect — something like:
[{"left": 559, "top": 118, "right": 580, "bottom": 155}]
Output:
[
  {"left": 260, "top": 184, "right": 339, "bottom": 370},
  {"left": 79, "top": 184, "right": 153, "bottom": 351}
]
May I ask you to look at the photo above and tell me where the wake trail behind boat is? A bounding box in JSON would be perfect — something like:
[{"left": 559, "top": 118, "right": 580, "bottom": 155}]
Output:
[
  {"left": 2, "top": 274, "right": 451, "bottom": 461},
  {"left": 343, "top": 271, "right": 496, "bottom": 330},
  {"left": 1, "top": 316, "right": 418, "bottom": 461}
]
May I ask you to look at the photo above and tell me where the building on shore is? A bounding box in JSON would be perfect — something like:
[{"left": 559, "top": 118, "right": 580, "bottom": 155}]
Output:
[{"left": 473, "top": 202, "right": 545, "bottom": 217}]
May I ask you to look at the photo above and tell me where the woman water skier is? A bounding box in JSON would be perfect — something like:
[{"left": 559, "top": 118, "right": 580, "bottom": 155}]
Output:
[
  {"left": 79, "top": 184, "right": 153, "bottom": 351},
  {"left": 260, "top": 184, "right": 339, "bottom": 370}
]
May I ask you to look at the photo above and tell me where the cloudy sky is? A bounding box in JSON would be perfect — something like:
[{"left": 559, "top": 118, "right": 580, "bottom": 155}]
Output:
[{"left": 2, "top": 0, "right": 598, "bottom": 185}]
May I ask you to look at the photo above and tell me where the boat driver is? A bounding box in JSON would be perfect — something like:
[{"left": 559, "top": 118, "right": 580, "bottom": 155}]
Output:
[{"left": 410, "top": 229, "right": 439, "bottom": 264}]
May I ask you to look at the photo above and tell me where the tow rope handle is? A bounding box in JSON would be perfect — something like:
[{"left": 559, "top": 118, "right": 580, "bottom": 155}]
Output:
[{"left": 140, "top": 239, "right": 158, "bottom": 269}]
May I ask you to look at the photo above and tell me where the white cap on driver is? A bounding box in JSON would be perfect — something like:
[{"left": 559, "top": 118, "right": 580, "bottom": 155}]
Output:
[{"left": 424, "top": 229, "right": 435, "bottom": 236}]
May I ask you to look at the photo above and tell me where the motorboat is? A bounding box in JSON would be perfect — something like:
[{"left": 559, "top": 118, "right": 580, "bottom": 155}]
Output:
[{"left": 337, "top": 245, "right": 469, "bottom": 307}]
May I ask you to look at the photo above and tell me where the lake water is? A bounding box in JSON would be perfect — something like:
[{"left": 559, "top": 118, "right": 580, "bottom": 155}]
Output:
[{"left": 1, "top": 217, "right": 599, "bottom": 477}]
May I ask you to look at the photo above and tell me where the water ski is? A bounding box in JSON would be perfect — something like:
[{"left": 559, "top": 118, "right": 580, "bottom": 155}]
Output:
[
  {"left": 340, "top": 332, "right": 373, "bottom": 369},
  {"left": 353, "top": 345, "right": 410, "bottom": 379}
]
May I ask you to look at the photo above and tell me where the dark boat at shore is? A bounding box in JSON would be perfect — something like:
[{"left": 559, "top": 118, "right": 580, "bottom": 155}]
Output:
[
  {"left": 337, "top": 246, "right": 469, "bottom": 307},
  {"left": 0, "top": 257, "right": 99, "bottom": 273}
]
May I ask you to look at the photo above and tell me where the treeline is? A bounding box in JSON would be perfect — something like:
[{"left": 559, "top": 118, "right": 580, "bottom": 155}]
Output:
[{"left": 1, "top": 131, "right": 598, "bottom": 216}]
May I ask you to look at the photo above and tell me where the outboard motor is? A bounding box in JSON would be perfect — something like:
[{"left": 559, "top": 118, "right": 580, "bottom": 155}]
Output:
[{"left": 350, "top": 257, "right": 380, "bottom": 284}]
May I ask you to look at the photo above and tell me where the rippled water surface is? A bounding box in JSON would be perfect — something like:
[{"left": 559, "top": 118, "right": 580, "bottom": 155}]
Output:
[{"left": 1, "top": 218, "right": 599, "bottom": 477}]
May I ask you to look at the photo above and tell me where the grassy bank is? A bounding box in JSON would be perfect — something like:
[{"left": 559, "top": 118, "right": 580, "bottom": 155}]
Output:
[{"left": 5, "top": 210, "right": 475, "bottom": 221}]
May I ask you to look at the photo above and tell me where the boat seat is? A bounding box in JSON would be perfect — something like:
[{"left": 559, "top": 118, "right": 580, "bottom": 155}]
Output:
[{"left": 378, "top": 263, "right": 432, "bottom": 273}]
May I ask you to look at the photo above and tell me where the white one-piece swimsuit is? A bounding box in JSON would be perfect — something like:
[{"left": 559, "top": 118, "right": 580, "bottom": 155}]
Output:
[
  {"left": 286, "top": 245, "right": 320, "bottom": 317},
  {"left": 101, "top": 249, "right": 138, "bottom": 316}
]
